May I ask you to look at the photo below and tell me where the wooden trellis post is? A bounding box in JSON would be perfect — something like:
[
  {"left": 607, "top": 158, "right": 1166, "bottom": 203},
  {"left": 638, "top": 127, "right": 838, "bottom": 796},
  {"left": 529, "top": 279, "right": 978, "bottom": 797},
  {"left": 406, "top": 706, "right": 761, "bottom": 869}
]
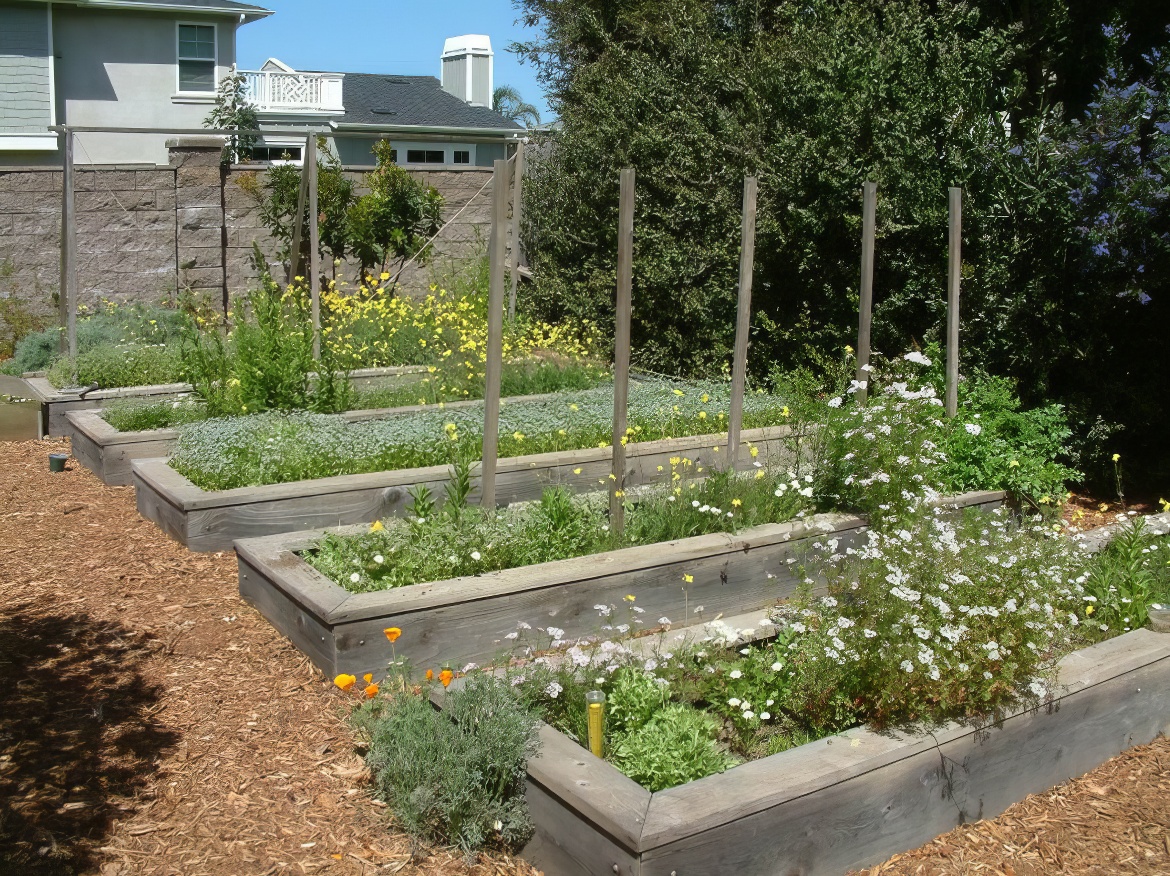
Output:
[
  {"left": 726, "top": 175, "right": 757, "bottom": 469},
  {"left": 307, "top": 134, "right": 321, "bottom": 359},
  {"left": 610, "top": 167, "right": 636, "bottom": 536},
  {"left": 946, "top": 186, "right": 962, "bottom": 418},
  {"left": 479, "top": 159, "right": 510, "bottom": 508},
  {"left": 507, "top": 140, "right": 525, "bottom": 322},
  {"left": 59, "top": 127, "right": 78, "bottom": 361},
  {"left": 287, "top": 133, "right": 312, "bottom": 285},
  {"left": 855, "top": 181, "right": 877, "bottom": 404}
]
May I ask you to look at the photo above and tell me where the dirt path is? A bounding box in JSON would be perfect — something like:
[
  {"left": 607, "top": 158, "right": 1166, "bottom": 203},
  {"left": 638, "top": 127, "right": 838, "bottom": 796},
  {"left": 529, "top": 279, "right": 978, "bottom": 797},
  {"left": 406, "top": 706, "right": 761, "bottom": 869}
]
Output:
[
  {"left": 1, "top": 437, "right": 1167, "bottom": 876},
  {"left": 0, "top": 438, "right": 537, "bottom": 876}
]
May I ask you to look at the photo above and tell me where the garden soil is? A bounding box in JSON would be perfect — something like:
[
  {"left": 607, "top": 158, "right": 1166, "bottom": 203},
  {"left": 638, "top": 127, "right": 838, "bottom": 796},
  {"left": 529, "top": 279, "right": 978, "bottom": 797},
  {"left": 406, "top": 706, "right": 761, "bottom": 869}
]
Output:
[{"left": 1, "top": 437, "right": 1167, "bottom": 876}]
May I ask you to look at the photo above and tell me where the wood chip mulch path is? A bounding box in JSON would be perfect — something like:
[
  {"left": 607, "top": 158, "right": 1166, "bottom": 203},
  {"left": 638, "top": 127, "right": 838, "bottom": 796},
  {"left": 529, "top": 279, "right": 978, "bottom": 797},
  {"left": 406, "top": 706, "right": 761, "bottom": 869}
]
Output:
[
  {"left": 1, "top": 437, "right": 1167, "bottom": 876},
  {"left": 0, "top": 439, "right": 538, "bottom": 876}
]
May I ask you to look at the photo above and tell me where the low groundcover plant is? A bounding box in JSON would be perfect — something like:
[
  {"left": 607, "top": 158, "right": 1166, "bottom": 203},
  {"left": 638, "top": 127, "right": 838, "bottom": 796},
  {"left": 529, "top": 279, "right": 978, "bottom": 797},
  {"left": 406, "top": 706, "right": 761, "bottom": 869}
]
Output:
[
  {"left": 169, "top": 380, "right": 793, "bottom": 491},
  {"left": 306, "top": 463, "right": 812, "bottom": 593}
]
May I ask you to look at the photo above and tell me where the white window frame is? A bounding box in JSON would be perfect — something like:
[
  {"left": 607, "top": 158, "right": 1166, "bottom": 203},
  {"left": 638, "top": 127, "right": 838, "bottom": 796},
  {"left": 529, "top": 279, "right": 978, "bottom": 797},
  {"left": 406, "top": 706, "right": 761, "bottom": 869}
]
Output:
[
  {"left": 175, "top": 21, "right": 218, "bottom": 96},
  {"left": 251, "top": 140, "right": 305, "bottom": 166}
]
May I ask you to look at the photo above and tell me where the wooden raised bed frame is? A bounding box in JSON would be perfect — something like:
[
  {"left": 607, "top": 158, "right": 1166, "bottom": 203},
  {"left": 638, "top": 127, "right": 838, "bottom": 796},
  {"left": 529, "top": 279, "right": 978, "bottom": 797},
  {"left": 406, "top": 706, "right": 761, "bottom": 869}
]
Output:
[
  {"left": 24, "top": 365, "right": 427, "bottom": 437},
  {"left": 69, "top": 388, "right": 575, "bottom": 487},
  {"left": 234, "top": 490, "right": 1004, "bottom": 676},
  {"left": 135, "top": 425, "right": 798, "bottom": 552},
  {"left": 513, "top": 628, "right": 1170, "bottom": 876}
]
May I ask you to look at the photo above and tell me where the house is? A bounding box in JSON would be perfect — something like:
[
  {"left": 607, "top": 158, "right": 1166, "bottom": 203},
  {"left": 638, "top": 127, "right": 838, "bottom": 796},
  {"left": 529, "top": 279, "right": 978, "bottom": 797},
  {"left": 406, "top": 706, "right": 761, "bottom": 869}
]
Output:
[
  {"left": 0, "top": 0, "right": 523, "bottom": 168},
  {"left": 0, "top": 0, "right": 272, "bottom": 166},
  {"left": 240, "top": 36, "right": 523, "bottom": 169}
]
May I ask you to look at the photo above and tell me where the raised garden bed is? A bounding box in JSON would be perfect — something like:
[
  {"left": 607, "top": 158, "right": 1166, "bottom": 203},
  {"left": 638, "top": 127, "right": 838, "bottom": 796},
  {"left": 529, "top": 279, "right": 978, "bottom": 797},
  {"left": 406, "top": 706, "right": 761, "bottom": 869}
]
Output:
[
  {"left": 24, "top": 365, "right": 428, "bottom": 437},
  {"left": 234, "top": 490, "right": 1004, "bottom": 676},
  {"left": 67, "top": 388, "right": 575, "bottom": 487},
  {"left": 512, "top": 627, "right": 1170, "bottom": 876},
  {"left": 136, "top": 425, "right": 799, "bottom": 552}
]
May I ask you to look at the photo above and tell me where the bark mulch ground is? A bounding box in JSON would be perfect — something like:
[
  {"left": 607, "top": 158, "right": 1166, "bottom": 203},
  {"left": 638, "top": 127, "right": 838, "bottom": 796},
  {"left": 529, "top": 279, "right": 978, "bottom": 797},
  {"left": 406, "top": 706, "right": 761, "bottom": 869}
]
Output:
[
  {"left": 1, "top": 437, "right": 1167, "bottom": 876},
  {"left": 0, "top": 438, "right": 538, "bottom": 876}
]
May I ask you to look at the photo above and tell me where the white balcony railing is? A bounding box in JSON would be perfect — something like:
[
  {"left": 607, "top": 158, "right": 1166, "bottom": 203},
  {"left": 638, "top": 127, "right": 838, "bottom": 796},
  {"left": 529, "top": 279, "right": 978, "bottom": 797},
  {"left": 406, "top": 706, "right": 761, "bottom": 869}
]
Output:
[{"left": 241, "top": 70, "right": 345, "bottom": 115}]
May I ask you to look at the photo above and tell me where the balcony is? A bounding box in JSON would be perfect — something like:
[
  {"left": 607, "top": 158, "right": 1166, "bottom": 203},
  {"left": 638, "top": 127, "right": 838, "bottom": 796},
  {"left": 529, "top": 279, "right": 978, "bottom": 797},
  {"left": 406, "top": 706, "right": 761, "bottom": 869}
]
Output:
[{"left": 241, "top": 70, "right": 345, "bottom": 115}]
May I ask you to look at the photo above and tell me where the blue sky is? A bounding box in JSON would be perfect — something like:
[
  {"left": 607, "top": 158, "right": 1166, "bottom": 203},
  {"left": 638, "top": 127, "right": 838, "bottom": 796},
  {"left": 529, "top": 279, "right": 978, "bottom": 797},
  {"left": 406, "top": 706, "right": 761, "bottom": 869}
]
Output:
[{"left": 236, "top": 0, "right": 551, "bottom": 121}]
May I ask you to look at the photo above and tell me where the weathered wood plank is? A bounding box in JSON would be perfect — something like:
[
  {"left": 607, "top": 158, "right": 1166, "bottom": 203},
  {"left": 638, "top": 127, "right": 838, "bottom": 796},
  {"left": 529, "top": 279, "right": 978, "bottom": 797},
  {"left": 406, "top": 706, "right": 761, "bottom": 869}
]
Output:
[
  {"left": 136, "top": 426, "right": 794, "bottom": 551},
  {"left": 726, "top": 175, "right": 757, "bottom": 467},
  {"left": 610, "top": 167, "right": 636, "bottom": 535},
  {"left": 638, "top": 646, "right": 1170, "bottom": 875},
  {"left": 522, "top": 780, "right": 642, "bottom": 876},
  {"left": 238, "top": 554, "right": 337, "bottom": 674},
  {"left": 856, "top": 181, "right": 877, "bottom": 405},
  {"left": 946, "top": 186, "right": 962, "bottom": 418},
  {"left": 480, "top": 158, "right": 510, "bottom": 509},
  {"left": 240, "top": 492, "right": 1003, "bottom": 675}
]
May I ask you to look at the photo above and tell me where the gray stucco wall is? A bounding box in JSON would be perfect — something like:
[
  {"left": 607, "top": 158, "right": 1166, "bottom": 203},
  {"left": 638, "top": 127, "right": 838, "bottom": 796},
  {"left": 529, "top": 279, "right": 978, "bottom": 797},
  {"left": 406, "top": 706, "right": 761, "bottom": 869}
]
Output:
[
  {"left": 0, "top": 7, "right": 239, "bottom": 168},
  {"left": 57, "top": 8, "right": 237, "bottom": 165},
  {"left": 332, "top": 134, "right": 508, "bottom": 168},
  {"left": 0, "top": 2, "right": 52, "bottom": 133}
]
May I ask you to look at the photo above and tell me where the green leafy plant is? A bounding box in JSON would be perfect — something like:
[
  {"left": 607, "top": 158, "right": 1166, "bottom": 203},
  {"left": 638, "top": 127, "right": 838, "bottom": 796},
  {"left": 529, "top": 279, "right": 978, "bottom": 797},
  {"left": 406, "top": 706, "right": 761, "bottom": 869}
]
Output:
[
  {"left": 1084, "top": 520, "right": 1170, "bottom": 634},
  {"left": 609, "top": 704, "right": 737, "bottom": 792},
  {"left": 353, "top": 673, "right": 539, "bottom": 854},
  {"left": 204, "top": 70, "right": 258, "bottom": 165}
]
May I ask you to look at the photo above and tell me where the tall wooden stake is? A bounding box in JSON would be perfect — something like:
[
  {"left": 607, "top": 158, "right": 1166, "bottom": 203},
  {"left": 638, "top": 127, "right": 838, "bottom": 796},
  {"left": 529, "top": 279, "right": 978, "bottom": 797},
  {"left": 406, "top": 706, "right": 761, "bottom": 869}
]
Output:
[
  {"left": 307, "top": 134, "right": 321, "bottom": 359},
  {"left": 610, "top": 168, "right": 635, "bottom": 535},
  {"left": 479, "top": 159, "right": 509, "bottom": 508},
  {"left": 946, "top": 186, "right": 962, "bottom": 418},
  {"left": 507, "top": 139, "right": 525, "bottom": 321},
  {"left": 287, "top": 133, "right": 312, "bottom": 284},
  {"left": 855, "top": 181, "right": 877, "bottom": 404},
  {"left": 60, "top": 127, "right": 78, "bottom": 363},
  {"left": 726, "top": 175, "right": 757, "bottom": 469}
]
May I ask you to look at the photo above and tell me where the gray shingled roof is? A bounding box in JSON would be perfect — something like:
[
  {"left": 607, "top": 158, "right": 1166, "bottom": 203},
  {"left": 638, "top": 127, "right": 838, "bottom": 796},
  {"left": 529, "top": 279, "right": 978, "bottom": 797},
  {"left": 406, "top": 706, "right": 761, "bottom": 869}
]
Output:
[
  {"left": 334, "top": 74, "right": 522, "bottom": 130},
  {"left": 84, "top": 0, "right": 271, "bottom": 16}
]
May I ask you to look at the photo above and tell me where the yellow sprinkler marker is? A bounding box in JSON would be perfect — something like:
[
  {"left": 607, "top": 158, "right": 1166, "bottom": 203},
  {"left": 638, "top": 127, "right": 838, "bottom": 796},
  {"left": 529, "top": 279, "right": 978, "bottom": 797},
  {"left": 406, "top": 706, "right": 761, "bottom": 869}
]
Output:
[{"left": 586, "top": 690, "right": 606, "bottom": 758}]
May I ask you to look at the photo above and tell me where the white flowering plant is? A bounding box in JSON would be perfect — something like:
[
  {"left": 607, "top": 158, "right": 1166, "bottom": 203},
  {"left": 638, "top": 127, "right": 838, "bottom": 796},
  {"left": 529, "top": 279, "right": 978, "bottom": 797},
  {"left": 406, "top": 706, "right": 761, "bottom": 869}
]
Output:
[
  {"left": 815, "top": 355, "right": 949, "bottom": 523},
  {"left": 784, "top": 502, "right": 1089, "bottom": 727}
]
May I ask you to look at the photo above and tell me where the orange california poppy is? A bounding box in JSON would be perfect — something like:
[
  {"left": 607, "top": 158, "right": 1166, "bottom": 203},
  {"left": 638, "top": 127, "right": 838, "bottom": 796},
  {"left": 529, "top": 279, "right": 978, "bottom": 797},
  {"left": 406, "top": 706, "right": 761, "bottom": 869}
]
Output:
[
  {"left": 333, "top": 674, "right": 357, "bottom": 691},
  {"left": 425, "top": 669, "right": 434, "bottom": 681},
  {"left": 384, "top": 627, "right": 402, "bottom": 643},
  {"left": 439, "top": 669, "right": 454, "bottom": 687},
  {"left": 364, "top": 683, "right": 379, "bottom": 698},
  {"left": 363, "top": 673, "right": 373, "bottom": 683}
]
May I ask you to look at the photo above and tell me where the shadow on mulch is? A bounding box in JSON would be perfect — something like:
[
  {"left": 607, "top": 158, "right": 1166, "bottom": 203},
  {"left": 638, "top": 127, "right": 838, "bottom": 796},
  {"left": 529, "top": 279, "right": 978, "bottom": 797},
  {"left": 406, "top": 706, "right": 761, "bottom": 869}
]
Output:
[{"left": 0, "top": 602, "right": 178, "bottom": 876}]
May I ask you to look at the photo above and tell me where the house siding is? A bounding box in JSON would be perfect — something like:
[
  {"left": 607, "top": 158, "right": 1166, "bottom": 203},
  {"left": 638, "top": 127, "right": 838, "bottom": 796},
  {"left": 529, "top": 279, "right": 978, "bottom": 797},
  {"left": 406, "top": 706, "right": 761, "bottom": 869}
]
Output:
[{"left": 0, "top": 3, "right": 52, "bottom": 133}]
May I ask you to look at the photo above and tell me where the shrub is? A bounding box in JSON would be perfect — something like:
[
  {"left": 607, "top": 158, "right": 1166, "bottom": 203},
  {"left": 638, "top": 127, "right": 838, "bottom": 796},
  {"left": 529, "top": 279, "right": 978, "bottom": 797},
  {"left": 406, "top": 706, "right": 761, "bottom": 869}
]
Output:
[{"left": 354, "top": 674, "right": 539, "bottom": 854}]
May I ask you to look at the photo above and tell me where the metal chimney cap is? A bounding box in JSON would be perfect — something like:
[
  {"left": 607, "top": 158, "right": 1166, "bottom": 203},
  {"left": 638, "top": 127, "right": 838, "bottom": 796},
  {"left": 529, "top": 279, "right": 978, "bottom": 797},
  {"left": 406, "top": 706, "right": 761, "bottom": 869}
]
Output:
[{"left": 442, "top": 34, "right": 493, "bottom": 58}]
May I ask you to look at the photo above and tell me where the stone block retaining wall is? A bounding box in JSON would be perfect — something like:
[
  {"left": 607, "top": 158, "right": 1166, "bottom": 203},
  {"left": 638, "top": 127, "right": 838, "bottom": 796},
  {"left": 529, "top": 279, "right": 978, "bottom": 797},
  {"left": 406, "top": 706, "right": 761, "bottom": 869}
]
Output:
[{"left": 0, "top": 140, "right": 496, "bottom": 336}]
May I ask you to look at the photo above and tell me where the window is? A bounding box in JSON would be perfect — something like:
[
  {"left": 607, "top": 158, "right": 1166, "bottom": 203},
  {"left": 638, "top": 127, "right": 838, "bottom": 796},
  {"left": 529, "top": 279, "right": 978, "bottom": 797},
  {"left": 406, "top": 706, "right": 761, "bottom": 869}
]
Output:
[
  {"left": 406, "top": 149, "right": 445, "bottom": 164},
  {"left": 453, "top": 150, "right": 470, "bottom": 165},
  {"left": 249, "top": 146, "right": 302, "bottom": 163},
  {"left": 177, "top": 24, "right": 216, "bottom": 92},
  {"left": 390, "top": 149, "right": 398, "bottom": 163}
]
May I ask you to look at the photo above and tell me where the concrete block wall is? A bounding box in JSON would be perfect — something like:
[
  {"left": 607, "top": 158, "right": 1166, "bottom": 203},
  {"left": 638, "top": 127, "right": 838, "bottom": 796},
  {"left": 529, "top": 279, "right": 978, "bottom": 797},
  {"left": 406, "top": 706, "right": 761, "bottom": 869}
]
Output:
[{"left": 0, "top": 149, "right": 497, "bottom": 348}]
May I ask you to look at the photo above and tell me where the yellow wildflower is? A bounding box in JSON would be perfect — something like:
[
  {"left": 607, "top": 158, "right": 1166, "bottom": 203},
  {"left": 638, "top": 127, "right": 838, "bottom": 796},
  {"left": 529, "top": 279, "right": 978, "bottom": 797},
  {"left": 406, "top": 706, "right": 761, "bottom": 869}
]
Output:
[
  {"left": 682, "top": 574, "right": 693, "bottom": 584},
  {"left": 369, "top": 520, "right": 385, "bottom": 533},
  {"left": 334, "top": 674, "right": 356, "bottom": 691}
]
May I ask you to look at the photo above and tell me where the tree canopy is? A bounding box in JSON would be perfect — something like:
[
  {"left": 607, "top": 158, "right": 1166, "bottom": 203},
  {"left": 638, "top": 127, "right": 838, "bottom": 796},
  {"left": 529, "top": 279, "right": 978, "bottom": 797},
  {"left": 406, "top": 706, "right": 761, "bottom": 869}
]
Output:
[{"left": 513, "top": 0, "right": 1170, "bottom": 488}]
